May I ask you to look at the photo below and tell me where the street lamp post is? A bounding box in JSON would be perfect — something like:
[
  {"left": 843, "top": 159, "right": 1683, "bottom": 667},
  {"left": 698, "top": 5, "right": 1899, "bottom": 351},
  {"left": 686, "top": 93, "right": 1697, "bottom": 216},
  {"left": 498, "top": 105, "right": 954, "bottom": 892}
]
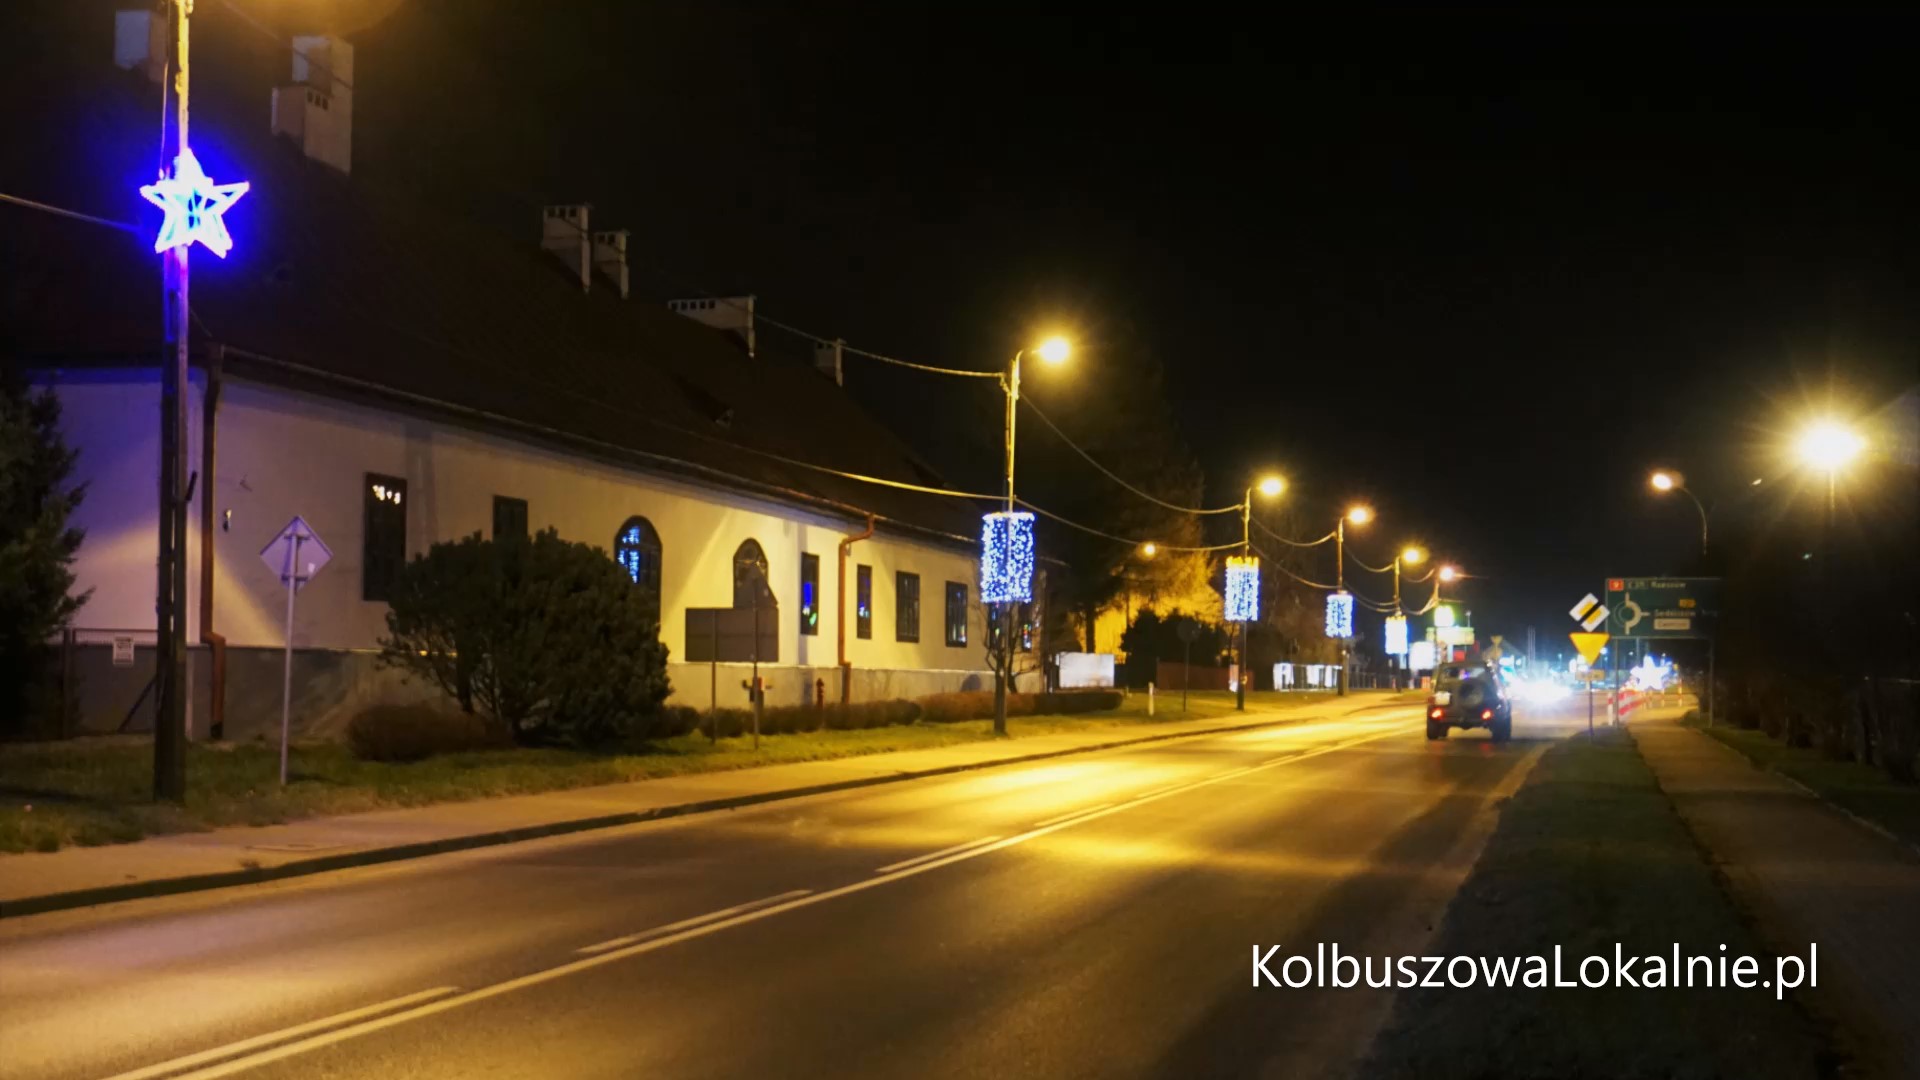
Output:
[
  {"left": 1391, "top": 546, "right": 1425, "bottom": 689},
  {"left": 1649, "top": 470, "right": 1709, "bottom": 555},
  {"left": 1334, "top": 506, "right": 1371, "bottom": 696},
  {"left": 1234, "top": 475, "right": 1286, "bottom": 711},
  {"left": 993, "top": 336, "right": 1069, "bottom": 735}
]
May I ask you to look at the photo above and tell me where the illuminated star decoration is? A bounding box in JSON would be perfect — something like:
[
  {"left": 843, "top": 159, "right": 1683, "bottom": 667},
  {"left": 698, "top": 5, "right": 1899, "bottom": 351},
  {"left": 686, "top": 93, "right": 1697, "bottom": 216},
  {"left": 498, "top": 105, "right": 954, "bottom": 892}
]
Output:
[{"left": 140, "top": 149, "right": 249, "bottom": 258}]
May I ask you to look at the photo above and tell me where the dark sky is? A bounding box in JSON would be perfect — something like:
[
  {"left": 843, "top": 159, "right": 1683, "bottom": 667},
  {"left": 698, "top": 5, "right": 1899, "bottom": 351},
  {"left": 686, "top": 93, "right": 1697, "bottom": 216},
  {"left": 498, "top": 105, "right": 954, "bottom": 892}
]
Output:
[{"left": 40, "top": 2, "right": 1920, "bottom": 644}]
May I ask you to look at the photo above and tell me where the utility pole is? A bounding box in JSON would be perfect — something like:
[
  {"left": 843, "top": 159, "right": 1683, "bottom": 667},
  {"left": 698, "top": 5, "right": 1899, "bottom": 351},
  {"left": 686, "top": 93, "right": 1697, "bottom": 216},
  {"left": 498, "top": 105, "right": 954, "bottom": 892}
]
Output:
[
  {"left": 1237, "top": 494, "right": 1251, "bottom": 712},
  {"left": 154, "top": 0, "right": 193, "bottom": 802}
]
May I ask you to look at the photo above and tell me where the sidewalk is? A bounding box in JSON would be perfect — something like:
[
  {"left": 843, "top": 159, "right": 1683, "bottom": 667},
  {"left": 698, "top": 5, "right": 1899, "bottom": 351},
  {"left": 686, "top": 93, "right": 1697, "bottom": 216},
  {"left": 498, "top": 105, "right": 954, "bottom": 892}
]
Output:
[
  {"left": 0, "top": 694, "right": 1409, "bottom": 919},
  {"left": 1632, "top": 712, "right": 1920, "bottom": 1075}
]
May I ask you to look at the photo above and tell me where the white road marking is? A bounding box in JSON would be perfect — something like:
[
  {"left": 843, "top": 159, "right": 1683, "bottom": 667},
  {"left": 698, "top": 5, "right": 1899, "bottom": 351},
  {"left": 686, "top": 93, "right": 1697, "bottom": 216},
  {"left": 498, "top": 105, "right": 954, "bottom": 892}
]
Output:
[
  {"left": 575, "top": 889, "right": 814, "bottom": 954},
  {"left": 95, "top": 986, "right": 458, "bottom": 1080},
  {"left": 873, "top": 836, "right": 1004, "bottom": 875},
  {"left": 128, "top": 723, "right": 1406, "bottom": 1079},
  {"left": 1032, "top": 803, "right": 1115, "bottom": 829}
]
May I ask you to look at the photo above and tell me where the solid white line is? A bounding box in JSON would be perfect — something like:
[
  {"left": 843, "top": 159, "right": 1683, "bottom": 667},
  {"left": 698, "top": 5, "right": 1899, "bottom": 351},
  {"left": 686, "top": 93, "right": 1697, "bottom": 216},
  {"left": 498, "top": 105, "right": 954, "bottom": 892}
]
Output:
[
  {"left": 1032, "top": 803, "right": 1115, "bottom": 829},
  {"left": 575, "top": 889, "right": 814, "bottom": 954},
  {"left": 141, "top": 724, "right": 1405, "bottom": 1079},
  {"left": 873, "top": 836, "right": 1004, "bottom": 875},
  {"left": 95, "top": 986, "right": 459, "bottom": 1080}
]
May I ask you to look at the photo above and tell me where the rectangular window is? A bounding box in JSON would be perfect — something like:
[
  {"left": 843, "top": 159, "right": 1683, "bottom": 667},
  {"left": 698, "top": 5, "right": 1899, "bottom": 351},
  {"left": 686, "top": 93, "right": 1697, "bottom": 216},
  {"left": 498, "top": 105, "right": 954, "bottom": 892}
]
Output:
[
  {"left": 363, "top": 473, "right": 407, "bottom": 602},
  {"left": 895, "top": 571, "right": 920, "bottom": 643},
  {"left": 492, "top": 495, "right": 528, "bottom": 539},
  {"left": 800, "top": 553, "right": 820, "bottom": 636},
  {"left": 856, "top": 565, "right": 873, "bottom": 640},
  {"left": 945, "top": 582, "right": 968, "bottom": 647}
]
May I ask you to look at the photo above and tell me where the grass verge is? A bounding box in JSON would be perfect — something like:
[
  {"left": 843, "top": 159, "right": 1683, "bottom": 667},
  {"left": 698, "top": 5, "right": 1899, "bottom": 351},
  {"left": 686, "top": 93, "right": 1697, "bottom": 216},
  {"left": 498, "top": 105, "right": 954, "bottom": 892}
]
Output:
[
  {"left": 1362, "top": 726, "right": 1835, "bottom": 1079},
  {"left": 0, "top": 690, "right": 1373, "bottom": 854},
  {"left": 1687, "top": 717, "right": 1920, "bottom": 851}
]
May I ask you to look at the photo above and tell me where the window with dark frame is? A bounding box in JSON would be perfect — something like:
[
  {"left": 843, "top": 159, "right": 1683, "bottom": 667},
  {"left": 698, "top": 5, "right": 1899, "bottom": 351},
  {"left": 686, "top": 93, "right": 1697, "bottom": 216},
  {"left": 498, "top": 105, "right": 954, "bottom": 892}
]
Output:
[
  {"left": 492, "top": 495, "right": 528, "bottom": 539},
  {"left": 945, "top": 581, "right": 968, "bottom": 647},
  {"left": 362, "top": 473, "right": 407, "bottom": 602},
  {"left": 800, "top": 553, "right": 820, "bottom": 636},
  {"left": 895, "top": 571, "right": 920, "bottom": 643},
  {"left": 856, "top": 565, "right": 873, "bottom": 639},
  {"left": 614, "top": 516, "right": 663, "bottom": 626}
]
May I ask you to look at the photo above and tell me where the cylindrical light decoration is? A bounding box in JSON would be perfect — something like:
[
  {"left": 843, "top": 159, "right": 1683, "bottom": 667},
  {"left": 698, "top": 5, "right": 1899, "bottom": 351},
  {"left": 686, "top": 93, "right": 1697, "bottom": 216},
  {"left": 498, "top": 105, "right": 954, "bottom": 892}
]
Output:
[
  {"left": 1433, "top": 603, "right": 1457, "bottom": 629},
  {"left": 980, "top": 511, "right": 1037, "bottom": 603},
  {"left": 1384, "top": 614, "right": 1409, "bottom": 655},
  {"left": 1224, "top": 556, "right": 1260, "bottom": 622},
  {"left": 1324, "top": 590, "right": 1355, "bottom": 639}
]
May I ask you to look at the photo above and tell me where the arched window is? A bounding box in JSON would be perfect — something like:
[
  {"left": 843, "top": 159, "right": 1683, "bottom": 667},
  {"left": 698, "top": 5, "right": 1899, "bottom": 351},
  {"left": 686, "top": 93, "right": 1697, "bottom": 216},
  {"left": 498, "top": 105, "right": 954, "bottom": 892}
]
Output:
[
  {"left": 615, "top": 517, "right": 662, "bottom": 624},
  {"left": 733, "top": 539, "right": 774, "bottom": 611}
]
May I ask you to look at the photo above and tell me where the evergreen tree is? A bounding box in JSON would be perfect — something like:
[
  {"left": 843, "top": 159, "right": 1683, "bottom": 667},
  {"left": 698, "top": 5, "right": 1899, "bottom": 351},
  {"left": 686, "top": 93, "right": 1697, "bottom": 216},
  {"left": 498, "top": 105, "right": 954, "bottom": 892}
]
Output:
[{"left": 0, "top": 370, "right": 88, "bottom": 730}]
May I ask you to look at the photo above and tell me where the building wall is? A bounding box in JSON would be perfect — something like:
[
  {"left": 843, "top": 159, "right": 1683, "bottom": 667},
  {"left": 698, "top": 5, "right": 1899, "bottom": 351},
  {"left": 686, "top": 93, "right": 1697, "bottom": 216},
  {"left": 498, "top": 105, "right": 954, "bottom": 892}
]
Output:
[{"left": 48, "top": 369, "right": 998, "bottom": 722}]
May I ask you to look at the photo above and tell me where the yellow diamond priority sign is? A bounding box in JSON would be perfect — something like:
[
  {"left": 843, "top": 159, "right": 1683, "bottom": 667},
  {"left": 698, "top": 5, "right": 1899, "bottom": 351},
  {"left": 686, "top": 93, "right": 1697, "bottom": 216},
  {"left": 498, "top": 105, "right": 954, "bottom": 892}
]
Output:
[{"left": 1569, "top": 632, "right": 1609, "bottom": 667}]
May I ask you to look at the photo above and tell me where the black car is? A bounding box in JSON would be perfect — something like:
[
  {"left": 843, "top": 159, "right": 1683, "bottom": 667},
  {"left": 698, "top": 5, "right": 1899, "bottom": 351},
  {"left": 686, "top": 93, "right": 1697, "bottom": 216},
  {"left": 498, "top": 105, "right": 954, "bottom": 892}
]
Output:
[{"left": 1425, "top": 661, "right": 1512, "bottom": 741}]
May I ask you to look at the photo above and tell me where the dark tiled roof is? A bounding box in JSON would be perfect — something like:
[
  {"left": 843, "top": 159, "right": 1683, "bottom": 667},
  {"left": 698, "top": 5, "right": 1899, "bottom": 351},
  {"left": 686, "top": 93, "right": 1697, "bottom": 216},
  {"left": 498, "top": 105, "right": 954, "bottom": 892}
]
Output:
[{"left": 0, "top": 41, "right": 984, "bottom": 546}]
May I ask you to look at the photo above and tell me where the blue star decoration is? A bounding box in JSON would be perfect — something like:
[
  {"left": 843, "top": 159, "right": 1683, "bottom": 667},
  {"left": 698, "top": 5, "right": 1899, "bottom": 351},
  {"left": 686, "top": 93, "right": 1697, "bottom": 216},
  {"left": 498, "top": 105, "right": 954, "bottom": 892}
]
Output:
[{"left": 140, "top": 149, "right": 249, "bottom": 259}]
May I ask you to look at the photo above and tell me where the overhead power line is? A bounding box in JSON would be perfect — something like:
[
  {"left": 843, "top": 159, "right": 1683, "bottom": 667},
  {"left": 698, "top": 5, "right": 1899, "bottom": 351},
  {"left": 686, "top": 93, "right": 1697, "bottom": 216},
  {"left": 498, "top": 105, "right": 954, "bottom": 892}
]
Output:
[
  {"left": 1253, "top": 517, "right": 1336, "bottom": 547},
  {"left": 1021, "top": 396, "right": 1243, "bottom": 517}
]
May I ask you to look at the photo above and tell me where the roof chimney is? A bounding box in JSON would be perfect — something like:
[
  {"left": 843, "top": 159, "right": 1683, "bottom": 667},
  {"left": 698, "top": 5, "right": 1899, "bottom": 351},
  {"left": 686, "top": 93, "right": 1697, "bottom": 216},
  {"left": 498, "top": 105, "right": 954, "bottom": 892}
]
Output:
[
  {"left": 592, "top": 229, "right": 629, "bottom": 300},
  {"left": 112, "top": 9, "right": 165, "bottom": 83},
  {"left": 667, "top": 295, "right": 756, "bottom": 357},
  {"left": 269, "top": 36, "right": 354, "bottom": 173},
  {"left": 541, "top": 205, "right": 591, "bottom": 291},
  {"left": 813, "top": 338, "right": 845, "bottom": 386}
]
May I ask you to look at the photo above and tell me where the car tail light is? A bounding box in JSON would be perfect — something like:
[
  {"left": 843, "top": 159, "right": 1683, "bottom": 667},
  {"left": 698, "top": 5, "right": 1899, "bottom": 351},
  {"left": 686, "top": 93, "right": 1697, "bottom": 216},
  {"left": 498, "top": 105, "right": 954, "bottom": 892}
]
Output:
[
  {"left": 1429, "top": 707, "right": 1444, "bottom": 719},
  {"left": 1480, "top": 709, "right": 1493, "bottom": 720}
]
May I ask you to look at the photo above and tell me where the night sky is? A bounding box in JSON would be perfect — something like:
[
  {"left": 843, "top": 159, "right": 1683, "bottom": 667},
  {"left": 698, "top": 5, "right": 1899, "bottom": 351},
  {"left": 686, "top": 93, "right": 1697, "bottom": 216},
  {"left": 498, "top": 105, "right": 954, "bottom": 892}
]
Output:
[{"left": 34, "top": 3, "right": 1920, "bottom": 644}]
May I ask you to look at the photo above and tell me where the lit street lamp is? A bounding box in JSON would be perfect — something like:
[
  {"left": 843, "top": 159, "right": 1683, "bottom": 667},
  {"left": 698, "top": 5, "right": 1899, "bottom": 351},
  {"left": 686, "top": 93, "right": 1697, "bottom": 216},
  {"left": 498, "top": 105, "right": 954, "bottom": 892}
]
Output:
[
  {"left": 1232, "top": 474, "right": 1287, "bottom": 711},
  {"left": 1794, "top": 419, "right": 1865, "bottom": 523},
  {"left": 991, "top": 335, "right": 1070, "bottom": 735},
  {"left": 1648, "top": 469, "right": 1709, "bottom": 555},
  {"left": 1438, "top": 564, "right": 1459, "bottom": 584},
  {"left": 1332, "top": 505, "right": 1372, "bottom": 696}
]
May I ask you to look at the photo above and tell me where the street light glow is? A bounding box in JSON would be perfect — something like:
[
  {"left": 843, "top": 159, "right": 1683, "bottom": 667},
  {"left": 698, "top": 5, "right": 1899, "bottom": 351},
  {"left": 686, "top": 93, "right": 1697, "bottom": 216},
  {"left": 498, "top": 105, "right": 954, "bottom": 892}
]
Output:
[
  {"left": 1140, "top": 541, "right": 1158, "bottom": 558},
  {"left": 1035, "top": 336, "right": 1071, "bottom": 365},
  {"left": 1795, "top": 420, "right": 1864, "bottom": 471},
  {"left": 1346, "top": 505, "right": 1373, "bottom": 526},
  {"left": 1649, "top": 470, "right": 1679, "bottom": 492},
  {"left": 1256, "top": 475, "right": 1285, "bottom": 498},
  {"left": 1401, "top": 546, "right": 1426, "bottom": 565},
  {"left": 1438, "top": 564, "right": 1459, "bottom": 582}
]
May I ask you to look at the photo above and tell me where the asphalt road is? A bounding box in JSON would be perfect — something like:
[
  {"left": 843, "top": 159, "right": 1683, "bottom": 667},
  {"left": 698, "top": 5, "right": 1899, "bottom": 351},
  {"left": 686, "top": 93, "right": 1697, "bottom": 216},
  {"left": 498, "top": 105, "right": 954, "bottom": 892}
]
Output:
[{"left": 0, "top": 701, "right": 1588, "bottom": 1080}]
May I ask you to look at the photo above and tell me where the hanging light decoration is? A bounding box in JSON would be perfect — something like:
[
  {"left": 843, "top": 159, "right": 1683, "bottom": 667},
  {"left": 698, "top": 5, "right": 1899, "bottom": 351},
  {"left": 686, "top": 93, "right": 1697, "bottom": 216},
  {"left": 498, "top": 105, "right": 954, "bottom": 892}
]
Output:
[
  {"left": 140, "top": 149, "right": 250, "bottom": 258},
  {"left": 980, "top": 511, "right": 1036, "bottom": 603},
  {"left": 1224, "top": 555, "right": 1260, "bottom": 622},
  {"left": 1384, "top": 614, "right": 1409, "bottom": 655},
  {"left": 1325, "top": 590, "right": 1355, "bottom": 639}
]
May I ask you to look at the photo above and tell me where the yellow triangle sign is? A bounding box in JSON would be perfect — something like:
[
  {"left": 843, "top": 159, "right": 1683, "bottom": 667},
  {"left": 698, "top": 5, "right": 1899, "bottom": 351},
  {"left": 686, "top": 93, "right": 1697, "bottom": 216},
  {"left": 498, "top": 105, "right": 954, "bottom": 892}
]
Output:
[{"left": 1569, "top": 632, "right": 1609, "bottom": 666}]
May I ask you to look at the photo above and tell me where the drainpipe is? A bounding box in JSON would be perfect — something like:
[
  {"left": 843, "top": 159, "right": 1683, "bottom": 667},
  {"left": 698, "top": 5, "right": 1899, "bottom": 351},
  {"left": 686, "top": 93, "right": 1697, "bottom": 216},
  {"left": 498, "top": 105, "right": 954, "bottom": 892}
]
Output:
[
  {"left": 837, "top": 514, "right": 876, "bottom": 704},
  {"left": 199, "top": 347, "right": 227, "bottom": 740}
]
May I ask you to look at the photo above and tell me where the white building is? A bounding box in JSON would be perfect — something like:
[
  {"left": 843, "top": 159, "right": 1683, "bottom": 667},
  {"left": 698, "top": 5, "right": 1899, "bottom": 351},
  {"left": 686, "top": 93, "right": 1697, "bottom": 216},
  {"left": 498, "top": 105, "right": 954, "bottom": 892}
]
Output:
[{"left": 6, "top": 18, "right": 1035, "bottom": 738}]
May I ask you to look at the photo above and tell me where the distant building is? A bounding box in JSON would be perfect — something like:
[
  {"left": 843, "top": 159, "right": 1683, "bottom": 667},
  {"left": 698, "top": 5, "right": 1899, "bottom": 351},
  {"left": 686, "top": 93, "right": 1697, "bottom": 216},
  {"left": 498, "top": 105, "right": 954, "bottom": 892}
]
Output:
[{"left": 4, "top": 17, "right": 1042, "bottom": 738}]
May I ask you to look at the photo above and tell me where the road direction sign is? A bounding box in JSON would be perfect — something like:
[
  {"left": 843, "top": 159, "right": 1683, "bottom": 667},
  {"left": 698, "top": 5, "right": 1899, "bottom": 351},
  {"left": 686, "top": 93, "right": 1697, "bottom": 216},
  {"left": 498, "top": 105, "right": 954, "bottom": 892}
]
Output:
[
  {"left": 1569, "top": 631, "right": 1609, "bottom": 666},
  {"left": 1606, "top": 577, "right": 1720, "bottom": 638},
  {"left": 1569, "top": 593, "right": 1609, "bottom": 632}
]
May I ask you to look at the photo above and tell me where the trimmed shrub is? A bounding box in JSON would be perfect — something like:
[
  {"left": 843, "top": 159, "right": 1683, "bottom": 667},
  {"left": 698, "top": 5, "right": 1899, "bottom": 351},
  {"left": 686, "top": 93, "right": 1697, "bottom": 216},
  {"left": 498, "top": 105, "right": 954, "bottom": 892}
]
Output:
[
  {"left": 696, "top": 699, "right": 921, "bottom": 738},
  {"left": 657, "top": 705, "right": 702, "bottom": 738},
  {"left": 1034, "top": 690, "right": 1124, "bottom": 714},
  {"left": 346, "top": 704, "right": 507, "bottom": 762}
]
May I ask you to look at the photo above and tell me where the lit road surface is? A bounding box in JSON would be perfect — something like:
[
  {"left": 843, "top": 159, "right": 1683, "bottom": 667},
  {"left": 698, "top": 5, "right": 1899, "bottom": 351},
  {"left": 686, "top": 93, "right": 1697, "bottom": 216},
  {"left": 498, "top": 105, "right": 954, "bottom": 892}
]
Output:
[{"left": 1, "top": 702, "right": 1588, "bottom": 1080}]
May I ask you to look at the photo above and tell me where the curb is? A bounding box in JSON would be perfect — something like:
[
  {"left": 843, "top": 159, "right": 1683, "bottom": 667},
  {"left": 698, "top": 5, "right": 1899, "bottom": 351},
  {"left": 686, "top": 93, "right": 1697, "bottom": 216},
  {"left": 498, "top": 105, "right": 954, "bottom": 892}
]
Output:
[{"left": 1, "top": 704, "right": 1411, "bottom": 919}]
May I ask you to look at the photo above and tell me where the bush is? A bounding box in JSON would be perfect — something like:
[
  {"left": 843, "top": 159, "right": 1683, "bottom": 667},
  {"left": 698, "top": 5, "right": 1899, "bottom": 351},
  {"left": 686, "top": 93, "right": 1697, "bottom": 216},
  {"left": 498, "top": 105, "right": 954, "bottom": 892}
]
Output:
[
  {"left": 379, "top": 530, "right": 672, "bottom": 749},
  {"left": 918, "top": 689, "right": 1122, "bottom": 722},
  {"left": 1034, "top": 690, "right": 1124, "bottom": 714},
  {"left": 696, "top": 699, "right": 921, "bottom": 738},
  {"left": 346, "top": 704, "right": 506, "bottom": 762}
]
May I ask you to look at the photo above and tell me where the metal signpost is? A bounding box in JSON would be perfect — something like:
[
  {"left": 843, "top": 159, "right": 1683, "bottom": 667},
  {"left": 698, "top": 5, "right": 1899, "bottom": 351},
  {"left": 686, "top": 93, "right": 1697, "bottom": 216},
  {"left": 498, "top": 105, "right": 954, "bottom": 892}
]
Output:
[{"left": 260, "top": 517, "right": 331, "bottom": 786}]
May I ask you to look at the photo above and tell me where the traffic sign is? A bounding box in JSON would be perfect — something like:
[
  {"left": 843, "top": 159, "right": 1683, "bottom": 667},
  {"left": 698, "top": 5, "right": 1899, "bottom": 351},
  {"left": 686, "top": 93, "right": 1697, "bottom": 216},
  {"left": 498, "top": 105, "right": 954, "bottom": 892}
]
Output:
[
  {"left": 1606, "top": 577, "right": 1720, "bottom": 638},
  {"left": 1569, "top": 593, "right": 1609, "bottom": 632},
  {"left": 260, "top": 516, "right": 332, "bottom": 587},
  {"left": 1569, "top": 631, "right": 1609, "bottom": 666}
]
